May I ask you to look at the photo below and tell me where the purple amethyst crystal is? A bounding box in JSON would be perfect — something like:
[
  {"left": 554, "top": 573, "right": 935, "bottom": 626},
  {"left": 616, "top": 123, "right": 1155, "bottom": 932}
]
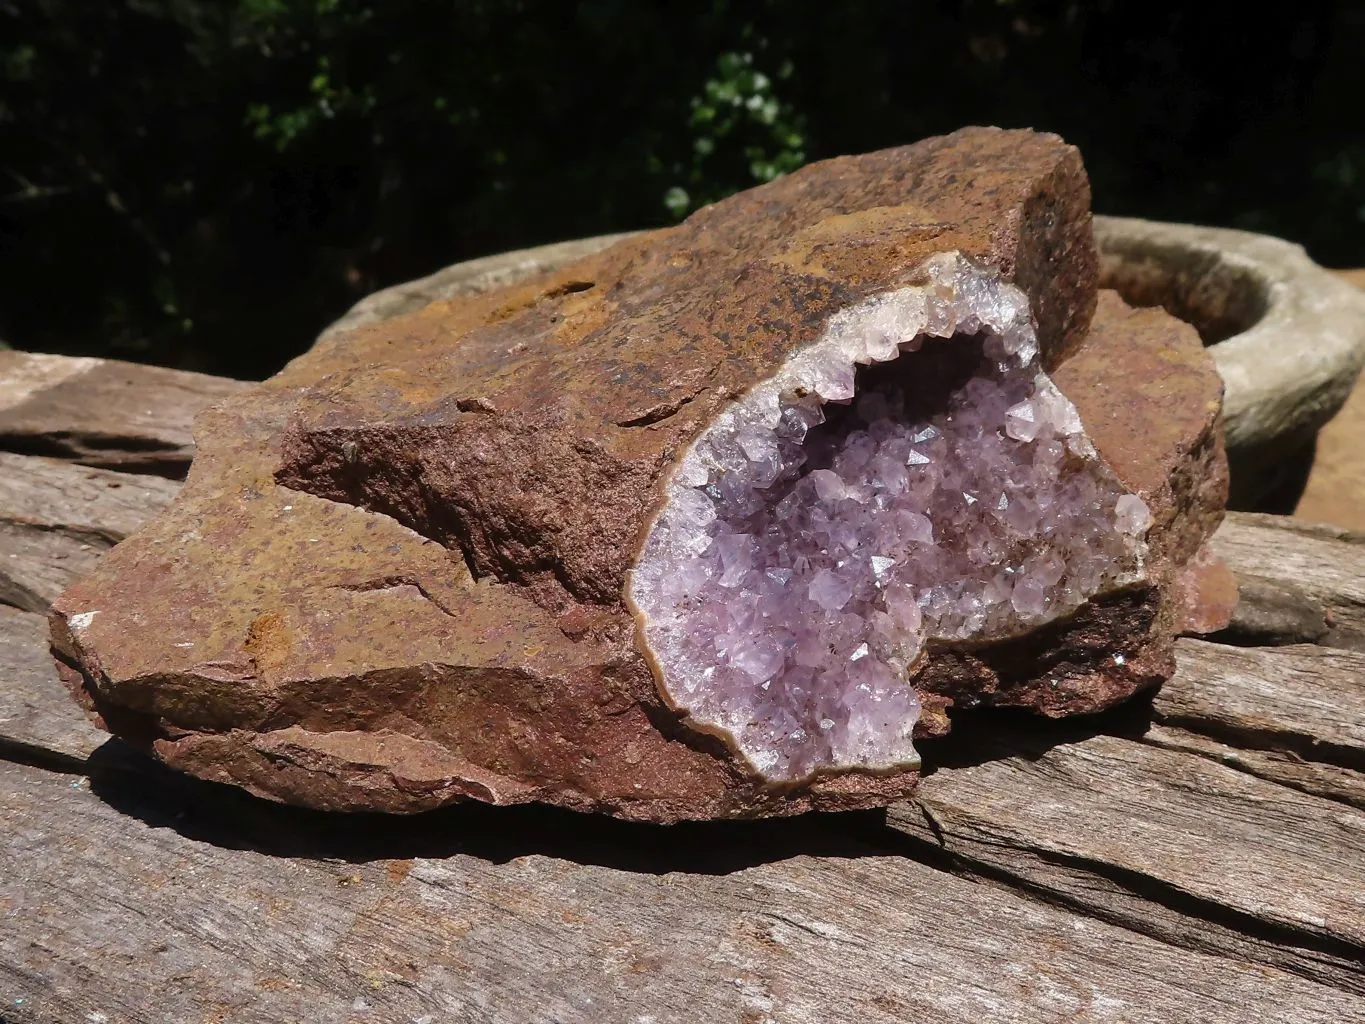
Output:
[{"left": 628, "top": 253, "right": 1149, "bottom": 781}]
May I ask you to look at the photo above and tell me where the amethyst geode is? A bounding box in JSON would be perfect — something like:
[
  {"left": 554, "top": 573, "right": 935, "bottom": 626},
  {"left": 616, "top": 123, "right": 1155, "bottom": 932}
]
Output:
[
  {"left": 51, "top": 128, "right": 1229, "bottom": 821},
  {"left": 631, "top": 254, "right": 1151, "bottom": 780}
]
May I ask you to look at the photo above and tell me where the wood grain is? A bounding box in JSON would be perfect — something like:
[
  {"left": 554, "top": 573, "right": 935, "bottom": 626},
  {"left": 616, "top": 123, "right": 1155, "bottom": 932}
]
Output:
[
  {"left": 2, "top": 755, "right": 1359, "bottom": 1024},
  {"left": 1213, "top": 573, "right": 1331, "bottom": 646},
  {"left": 0, "top": 453, "right": 179, "bottom": 612},
  {"left": 0, "top": 350, "right": 245, "bottom": 476},
  {"left": 1156, "top": 638, "right": 1365, "bottom": 767},
  {"left": 1212, "top": 512, "right": 1365, "bottom": 650},
  {"left": 0, "top": 606, "right": 106, "bottom": 765},
  {"left": 1142, "top": 722, "right": 1365, "bottom": 809},
  {"left": 894, "top": 729, "right": 1365, "bottom": 991}
]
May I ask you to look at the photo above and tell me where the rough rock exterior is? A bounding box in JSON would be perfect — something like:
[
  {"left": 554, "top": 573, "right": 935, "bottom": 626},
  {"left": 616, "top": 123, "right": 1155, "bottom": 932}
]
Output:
[{"left": 51, "top": 127, "right": 1228, "bottom": 821}]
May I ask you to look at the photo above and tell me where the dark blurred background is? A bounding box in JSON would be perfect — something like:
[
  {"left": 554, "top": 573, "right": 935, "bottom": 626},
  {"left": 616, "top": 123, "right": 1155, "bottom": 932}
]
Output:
[{"left": 2, "top": 1, "right": 1363, "bottom": 380}]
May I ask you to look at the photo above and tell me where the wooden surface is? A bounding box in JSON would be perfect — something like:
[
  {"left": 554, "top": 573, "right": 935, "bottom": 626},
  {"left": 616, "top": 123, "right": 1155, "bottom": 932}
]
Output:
[
  {"left": 0, "top": 350, "right": 246, "bottom": 476},
  {"left": 3, "top": 353, "right": 1365, "bottom": 1023},
  {"left": 0, "top": 453, "right": 178, "bottom": 613},
  {"left": 0, "top": 605, "right": 107, "bottom": 765}
]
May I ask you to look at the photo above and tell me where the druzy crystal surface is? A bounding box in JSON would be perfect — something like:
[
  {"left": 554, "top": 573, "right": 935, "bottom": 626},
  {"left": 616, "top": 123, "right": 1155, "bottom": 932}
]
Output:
[{"left": 629, "top": 253, "right": 1150, "bottom": 781}]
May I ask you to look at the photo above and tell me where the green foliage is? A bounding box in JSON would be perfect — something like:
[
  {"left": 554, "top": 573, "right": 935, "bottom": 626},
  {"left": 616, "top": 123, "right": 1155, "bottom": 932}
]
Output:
[
  {"left": 669, "top": 49, "right": 806, "bottom": 215},
  {"left": 0, "top": 1, "right": 1360, "bottom": 379}
]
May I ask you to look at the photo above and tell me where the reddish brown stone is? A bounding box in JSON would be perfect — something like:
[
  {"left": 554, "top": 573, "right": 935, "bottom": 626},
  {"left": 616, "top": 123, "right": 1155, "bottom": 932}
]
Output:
[{"left": 50, "top": 128, "right": 1223, "bottom": 821}]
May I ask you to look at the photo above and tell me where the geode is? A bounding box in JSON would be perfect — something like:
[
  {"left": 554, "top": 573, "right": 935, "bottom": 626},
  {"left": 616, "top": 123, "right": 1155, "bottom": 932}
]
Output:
[
  {"left": 51, "top": 127, "right": 1230, "bottom": 821},
  {"left": 630, "top": 251, "right": 1156, "bottom": 781}
]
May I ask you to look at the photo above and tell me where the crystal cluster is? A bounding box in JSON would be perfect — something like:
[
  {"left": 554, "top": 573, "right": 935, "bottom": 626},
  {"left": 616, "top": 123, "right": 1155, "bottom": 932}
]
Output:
[{"left": 629, "top": 253, "right": 1149, "bottom": 782}]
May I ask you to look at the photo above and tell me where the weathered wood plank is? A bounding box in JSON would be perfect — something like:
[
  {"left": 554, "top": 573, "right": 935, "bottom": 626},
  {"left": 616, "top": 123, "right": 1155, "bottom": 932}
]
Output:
[
  {"left": 1212, "top": 573, "right": 1331, "bottom": 646},
  {"left": 0, "top": 453, "right": 179, "bottom": 612},
  {"left": 0, "top": 522, "right": 101, "bottom": 616},
  {"left": 0, "top": 350, "right": 246, "bottom": 476},
  {"left": 1143, "top": 723, "right": 1365, "bottom": 809},
  {"left": 0, "top": 606, "right": 106, "bottom": 765},
  {"left": 1155, "top": 638, "right": 1365, "bottom": 767},
  {"left": 1213, "top": 511, "right": 1365, "bottom": 650},
  {"left": 893, "top": 728, "right": 1365, "bottom": 991},
  {"left": 0, "top": 452, "right": 180, "bottom": 539},
  {"left": 2, "top": 756, "right": 1359, "bottom": 1024}
]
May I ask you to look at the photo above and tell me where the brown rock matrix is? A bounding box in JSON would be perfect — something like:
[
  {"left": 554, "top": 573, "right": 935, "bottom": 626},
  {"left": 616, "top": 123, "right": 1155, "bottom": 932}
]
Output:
[{"left": 51, "top": 127, "right": 1227, "bottom": 821}]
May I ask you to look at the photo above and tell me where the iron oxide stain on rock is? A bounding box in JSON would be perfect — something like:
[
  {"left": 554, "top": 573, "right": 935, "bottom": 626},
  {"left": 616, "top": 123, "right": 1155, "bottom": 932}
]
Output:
[{"left": 51, "top": 127, "right": 1228, "bottom": 821}]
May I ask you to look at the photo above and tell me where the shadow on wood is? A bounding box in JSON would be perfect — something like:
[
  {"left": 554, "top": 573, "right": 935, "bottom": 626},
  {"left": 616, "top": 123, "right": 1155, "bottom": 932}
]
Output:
[
  {"left": 82, "top": 738, "right": 896, "bottom": 876},
  {"left": 914, "top": 695, "right": 1159, "bottom": 774}
]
